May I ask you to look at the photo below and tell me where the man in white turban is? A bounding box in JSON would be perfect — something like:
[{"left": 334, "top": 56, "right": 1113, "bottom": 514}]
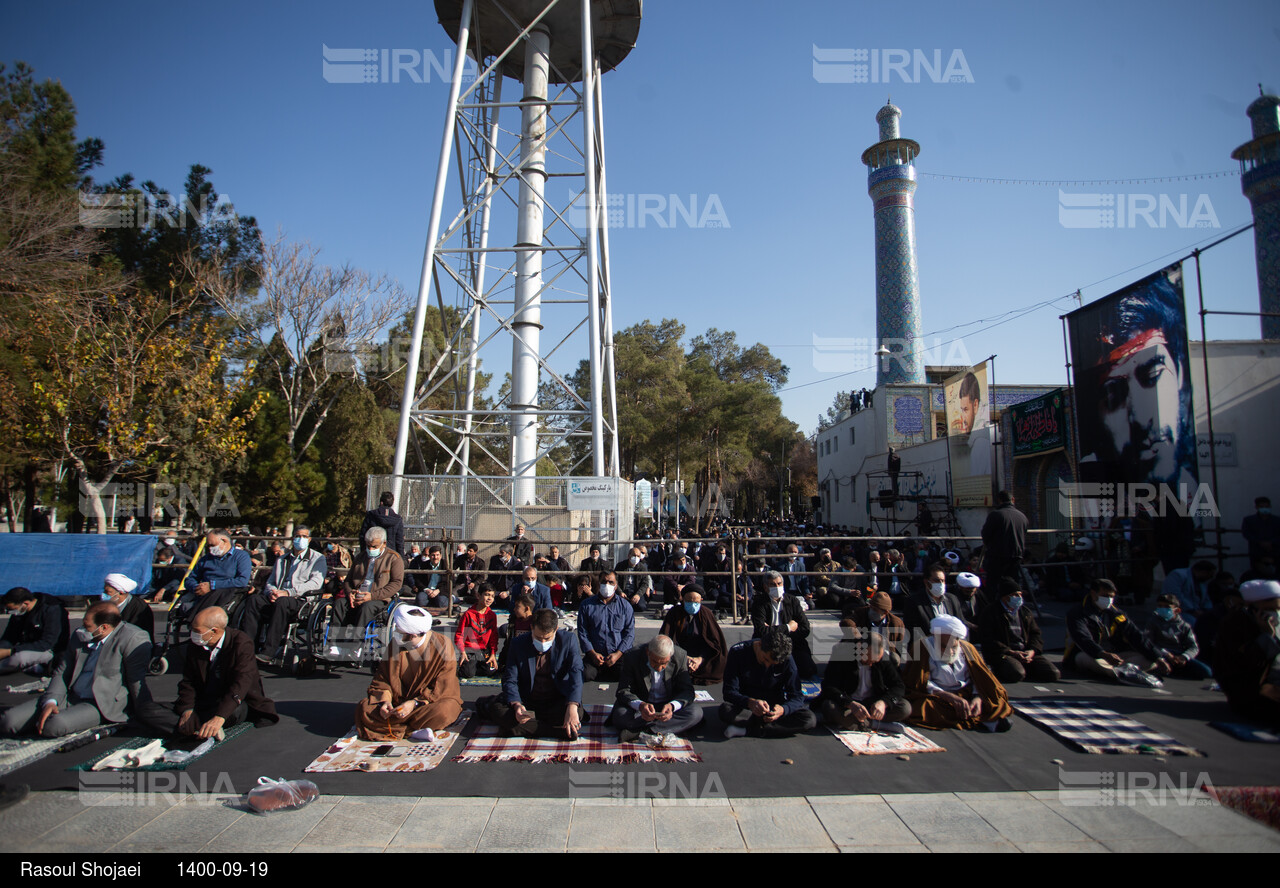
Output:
[
  {"left": 905, "top": 614, "right": 1012, "bottom": 731},
  {"left": 1214, "top": 580, "right": 1280, "bottom": 729},
  {"left": 102, "top": 573, "right": 153, "bottom": 644},
  {"left": 355, "top": 606, "right": 462, "bottom": 741}
]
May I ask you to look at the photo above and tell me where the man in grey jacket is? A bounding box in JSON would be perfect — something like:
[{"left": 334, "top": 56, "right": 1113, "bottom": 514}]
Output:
[
  {"left": 0, "top": 602, "right": 152, "bottom": 738},
  {"left": 240, "top": 525, "right": 327, "bottom": 661}
]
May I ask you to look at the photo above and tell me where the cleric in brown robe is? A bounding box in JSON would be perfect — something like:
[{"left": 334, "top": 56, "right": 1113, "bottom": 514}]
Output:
[
  {"left": 355, "top": 606, "right": 463, "bottom": 741},
  {"left": 905, "top": 614, "right": 1012, "bottom": 732},
  {"left": 659, "top": 586, "right": 728, "bottom": 684}
]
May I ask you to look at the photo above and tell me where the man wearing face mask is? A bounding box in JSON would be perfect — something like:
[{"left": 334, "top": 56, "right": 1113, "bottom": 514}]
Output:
[
  {"left": 0, "top": 587, "right": 70, "bottom": 677},
  {"left": 978, "top": 578, "right": 1059, "bottom": 684},
  {"left": 903, "top": 564, "right": 972, "bottom": 660},
  {"left": 240, "top": 526, "right": 327, "bottom": 662},
  {"left": 332, "top": 526, "right": 405, "bottom": 640},
  {"left": 774, "top": 544, "right": 812, "bottom": 608},
  {"left": 488, "top": 545, "right": 525, "bottom": 604},
  {"left": 182, "top": 530, "right": 253, "bottom": 619},
  {"left": 659, "top": 586, "right": 728, "bottom": 684},
  {"left": 1064, "top": 578, "right": 1170, "bottom": 680},
  {"left": 150, "top": 545, "right": 188, "bottom": 603},
  {"left": 1, "top": 602, "right": 151, "bottom": 738},
  {"left": 486, "top": 608, "right": 586, "bottom": 740},
  {"left": 905, "top": 615, "right": 1013, "bottom": 732},
  {"left": 749, "top": 570, "right": 815, "bottom": 678},
  {"left": 577, "top": 570, "right": 635, "bottom": 682},
  {"left": 138, "top": 606, "right": 278, "bottom": 739},
  {"left": 509, "top": 566, "right": 552, "bottom": 613},
  {"left": 615, "top": 546, "right": 656, "bottom": 614},
  {"left": 355, "top": 606, "right": 461, "bottom": 741},
  {"left": 101, "top": 573, "right": 153, "bottom": 645},
  {"left": 1213, "top": 579, "right": 1280, "bottom": 728}
]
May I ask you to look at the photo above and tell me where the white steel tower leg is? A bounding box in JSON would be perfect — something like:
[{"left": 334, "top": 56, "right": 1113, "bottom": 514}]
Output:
[{"left": 510, "top": 24, "right": 551, "bottom": 506}]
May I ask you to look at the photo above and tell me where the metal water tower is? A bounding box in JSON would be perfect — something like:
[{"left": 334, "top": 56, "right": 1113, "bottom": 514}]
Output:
[{"left": 391, "top": 0, "right": 640, "bottom": 511}]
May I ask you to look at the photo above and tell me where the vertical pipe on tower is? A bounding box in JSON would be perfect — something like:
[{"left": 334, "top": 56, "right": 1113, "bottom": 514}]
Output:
[{"left": 510, "top": 24, "right": 551, "bottom": 504}]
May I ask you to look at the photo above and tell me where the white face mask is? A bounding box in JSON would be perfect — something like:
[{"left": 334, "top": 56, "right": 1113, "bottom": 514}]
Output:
[
  {"left": 208, "top": 544, "right": 227, "bottom": 557},
  {"left": 164, "top": 538, "right": 176, "bottom": 546},
  {"left": 769, "top": 586, "right": 785, "bottom": 601},
  {"left": 629, "top": 556, "right": 640, "bottom": 566},
  {"left": 394, "top": 631, "right": 427, "bottom": 648},
  {"left": 599, "top": 584, "right": 616, "bottom": 599},
  {"left": 1096, "top": 596, "right": 1114, "bottom": 610},
  {"left": 929, "top": 583, "right": 945, "bottom": 599}
]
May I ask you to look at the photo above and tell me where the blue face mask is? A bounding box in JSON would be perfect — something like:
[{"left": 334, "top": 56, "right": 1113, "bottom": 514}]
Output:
[
  {"left": 1156, "top": 607, "right": 1176, "bottom": 621},
  {"left": 532, "top": 636, "right": 554, "bottom": 653},
  {"left": 99, "top": 592, "right": 116, "bottom": 602},
  {"left": 293, "top": 537, "right": 309, "bottom": 550},
  {"left": 684, "top": 602, "right": 701, "bottom": 615},
  {"left": 1005, "top": 596, "right": 1023, "bottom": 612}
]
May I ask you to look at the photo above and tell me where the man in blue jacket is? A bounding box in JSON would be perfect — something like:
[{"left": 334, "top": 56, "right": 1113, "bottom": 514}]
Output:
[
  {"left": 488, "top": 609, "right": 585, "bottom": 740},
  {"left": 577, "top": 571, "right": 635, "bottom": 682},
  {"left": 719, "top": 628, "right": 817, "bottom": 739},
  {"left": 182, "top": 530, "right": 252, "bottom": 619}
]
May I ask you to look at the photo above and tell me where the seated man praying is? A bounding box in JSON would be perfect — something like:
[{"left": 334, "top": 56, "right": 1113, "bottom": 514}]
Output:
[
  {"left": 719, "top": 628, "right": 817, "bottom": 739},
  {"left": 610, "top": 634, "right": 703, "bottom": 742},
  {"left": 905, "top": 615, "right": 1012, "bottom": 732},
  {"left": 355, "top": 606, "right": 463, "bottom": 741}
]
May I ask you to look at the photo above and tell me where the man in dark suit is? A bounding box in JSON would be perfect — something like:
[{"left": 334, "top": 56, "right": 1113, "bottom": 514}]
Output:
[
  {"left": 413, "top": 546, "right": 454, "bottom": 608},
  {"left": 487, "top": 608, "right": 584, "bottom": 740},
  {"left": 903, "top": 563, "right": 974, "bottom": 660},
  {"left": 488, "top": 545, "right": 524, "bottom": 604},
  {"left": 102, "top": 573, "right": 154, "bottom": 645},
  {"left": 1, "top": 602, "right": 151, "bottom": 738},
  {"left": 139, "top": 607, "right": 278, "bottom": 738},
  {"left": 978, "top": 578, "right": 1061, "bottom": 684},
  {"left": 749, "top": 570, "right": 815, "bottom": 677},
  {"left": 610, "top": 634, "right": 703, "bottom": 742},
  {"left": 981, "top": 490, "right": 1029, "bottom": 586},
  {"left": 720, "top": 629, "right": 817, "bottom": 739},
  {"left": 510, "top": 566, "right": 553, "bottom": 612},
  {"left": 0, "top": 587, "right": 69, "bottom": 676},
  {"left": 815, "top": 624, "right": 910, "bottom": 728},
  {"left": 507, "top": 524, "right": 534, "bottom": 566}
]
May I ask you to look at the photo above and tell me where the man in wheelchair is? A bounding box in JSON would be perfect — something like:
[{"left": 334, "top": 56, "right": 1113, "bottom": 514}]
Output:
[
  {"left": 328, "top": 526, "right": 404, "bottom": 653},
  {"left": 241, "top": 525, "right": 327, "bottom": 664}
]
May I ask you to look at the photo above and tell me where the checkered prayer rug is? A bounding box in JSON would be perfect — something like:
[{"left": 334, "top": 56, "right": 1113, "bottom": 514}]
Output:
[
  {"left": 0, "top": 727, "right": 116, "bottom": 777},
  {"left": 827, "top": 724, "right": 946, "bottom": 756},
  {"left": 453, "top": 703, "right": 702, "bottom": 764},
  {"left": 304, "top": 713, "right": 470, "bottom": 773},
  {"left": 1014, "top": 699, "right": 1205, "bottom": 756}
]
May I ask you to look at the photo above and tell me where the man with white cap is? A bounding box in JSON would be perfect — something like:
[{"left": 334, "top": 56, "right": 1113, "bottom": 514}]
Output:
[
  {"left": 904, "top": 614, "right": 1012, "bottom": 732},
  {"left": 102, "top": 573, "right": 153, "bottom": 645},
  {"left": 952, "top": 571, "right": 984, "bottom": 624},
  {"left": 1213, "top": 579, "right": 1280, "bottom": 728},
  {"left": 355, "top": 606, "right": 462, "bottom": 741}
]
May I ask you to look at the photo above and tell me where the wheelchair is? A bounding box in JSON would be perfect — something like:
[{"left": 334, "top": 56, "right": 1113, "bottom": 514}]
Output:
[
  {"left": 149, "top": 587, "right": 251, "bottom": 675},
  {"left": 278, "top": 595, "right": 403, "bottom": 676}
]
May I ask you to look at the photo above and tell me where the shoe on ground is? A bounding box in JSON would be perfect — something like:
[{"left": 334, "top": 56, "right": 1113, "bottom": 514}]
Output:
[
  {"left": 618, "top": 728, "right": 642, "bottom": 743},
  {"left": 723, "top": 725, "right": 747, "bottom": 739}
]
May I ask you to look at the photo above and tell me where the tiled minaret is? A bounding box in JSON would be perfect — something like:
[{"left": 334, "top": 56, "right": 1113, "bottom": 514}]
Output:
[
  {"left": 1231, "top": 86, "right": 1280, "bottom": 340},
  {"left": 861, "top": 102, "right": 925, "bottom": 385}
]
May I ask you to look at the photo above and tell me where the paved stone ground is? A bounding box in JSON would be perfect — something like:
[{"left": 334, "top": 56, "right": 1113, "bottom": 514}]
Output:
[{"left": 2, "top": 789, "right": 1278, "bottom": 853}]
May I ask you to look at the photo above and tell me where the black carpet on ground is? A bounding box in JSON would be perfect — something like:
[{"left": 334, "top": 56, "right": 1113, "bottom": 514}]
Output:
[{"left": 0, "top": 601, "right": 1273, "bottom": 799}]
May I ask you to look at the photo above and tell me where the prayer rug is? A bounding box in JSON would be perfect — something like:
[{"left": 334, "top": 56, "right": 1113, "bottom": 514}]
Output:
[
  {"left": 1014, "top": 699, "right": 1205, "bottom": 756},
  {"left": 304, "top": 712, "right": 470, "bottom": 773},
  {"left": 1208, "top": 722, "right": 1280, "bottom": 743},
  {"left": 69, "top": 722, "right": 255, "bottom": 772},
  {"left": 801, "top": 680, "right": 822, "bottom": 699},
  {"left": 1205, "top": 786, "right": 1280, "bottom": 831},
  {"left": 0, "top": 727, "right": 116, "bottom": 777},
  {"left": 827, "top": 725, "right": 946, "bottom": 756},
  {"left": 453, "top": 703, "right": 702, "bottom": 764}
]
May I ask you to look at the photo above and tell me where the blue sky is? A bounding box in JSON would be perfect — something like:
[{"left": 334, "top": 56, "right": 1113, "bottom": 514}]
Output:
[{"left": 4, "top": 0, "right": 1277, "bottom": 436}]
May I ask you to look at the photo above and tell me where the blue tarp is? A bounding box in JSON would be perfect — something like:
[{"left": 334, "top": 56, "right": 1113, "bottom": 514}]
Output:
[{"left": 0, "top": 534, "right": 156, "bottom": 598}]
